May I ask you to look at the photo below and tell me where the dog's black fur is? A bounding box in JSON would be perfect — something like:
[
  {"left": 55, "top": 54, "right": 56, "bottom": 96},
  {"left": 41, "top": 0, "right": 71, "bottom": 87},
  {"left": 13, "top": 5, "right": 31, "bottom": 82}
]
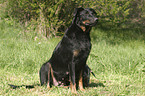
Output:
[
  {"left": 8, "top": 8, "right": 98, "bottom": 93},
  {"left": 39, "top": 7, "right": 98, "bottom": 93},
  {"left": 39, "top": 63, "right": 96, "bottom": 87}
]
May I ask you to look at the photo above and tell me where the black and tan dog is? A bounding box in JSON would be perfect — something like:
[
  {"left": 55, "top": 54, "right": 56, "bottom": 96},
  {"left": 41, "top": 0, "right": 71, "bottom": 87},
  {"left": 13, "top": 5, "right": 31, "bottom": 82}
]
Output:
[
  {"left": 40, "top": 7, "right": 98, "bottom": 93},
  {"left": 9, "top": 7, "right": 98, "bottom": 93}
]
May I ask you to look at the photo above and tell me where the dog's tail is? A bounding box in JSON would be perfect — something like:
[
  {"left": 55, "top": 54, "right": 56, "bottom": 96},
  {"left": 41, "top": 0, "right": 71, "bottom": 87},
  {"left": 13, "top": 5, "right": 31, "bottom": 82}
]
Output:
[
  {"left": 90, "top": 71, "right": 96, "bottom": 78},
  {"left": 8, "top": 84, "right": 35, "bottom": 89},
  {"left": 85, "top": 65, "right": 97, "bottom": 79}
]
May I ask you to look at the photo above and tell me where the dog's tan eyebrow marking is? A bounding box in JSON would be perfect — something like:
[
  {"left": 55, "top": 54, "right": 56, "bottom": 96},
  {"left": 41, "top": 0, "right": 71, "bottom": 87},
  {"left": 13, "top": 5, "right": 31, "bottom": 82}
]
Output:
[{"left": 83, "top": 20, "right": 90, "bottom": 24}]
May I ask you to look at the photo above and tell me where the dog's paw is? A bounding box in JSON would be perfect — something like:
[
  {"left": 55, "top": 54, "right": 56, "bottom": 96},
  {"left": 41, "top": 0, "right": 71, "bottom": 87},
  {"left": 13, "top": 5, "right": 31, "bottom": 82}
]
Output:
[
  {"left": 47, "top": 84, "right": 51, "bottom": 90},
  {"left": 80, "top": 88, "right": 85, "bottom": 91}
]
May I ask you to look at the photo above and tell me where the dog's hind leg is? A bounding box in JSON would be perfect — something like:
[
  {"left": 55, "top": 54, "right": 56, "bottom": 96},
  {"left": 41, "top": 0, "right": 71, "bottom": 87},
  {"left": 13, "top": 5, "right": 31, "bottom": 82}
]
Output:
[
  {"left": 47, "top": 63, "right": 58, "bottom": 89},
  {"left": 39, "top": 62, "right": 49, "bottom": 86},
  {"left": 46, "top": 63, "right": 51, "bottom": 89},
  {"left": 49, "top": 64, "right": 58, "bottom": 86}
]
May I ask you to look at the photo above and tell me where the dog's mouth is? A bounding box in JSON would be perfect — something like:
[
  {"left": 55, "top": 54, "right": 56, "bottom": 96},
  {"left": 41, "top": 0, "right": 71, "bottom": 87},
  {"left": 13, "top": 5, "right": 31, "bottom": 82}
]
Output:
[
  {"left": 90, "top": 18, "right": 98, "bottom": 26},
  {"left": 85, "top": 21, "right": 98, "bottom": 26},
  {"left": 82, "top": 19, "right": 98, "bottom": 26},
  {"left": 90, "top": 21, "right": 98, "bottom": 26}
]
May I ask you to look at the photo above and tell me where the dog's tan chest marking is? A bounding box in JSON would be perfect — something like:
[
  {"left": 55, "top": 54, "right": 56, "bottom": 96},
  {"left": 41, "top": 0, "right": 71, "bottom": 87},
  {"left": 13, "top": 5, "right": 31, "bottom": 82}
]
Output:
[{"left": 73, "top": 49, "right": 80, "bottom": 57}]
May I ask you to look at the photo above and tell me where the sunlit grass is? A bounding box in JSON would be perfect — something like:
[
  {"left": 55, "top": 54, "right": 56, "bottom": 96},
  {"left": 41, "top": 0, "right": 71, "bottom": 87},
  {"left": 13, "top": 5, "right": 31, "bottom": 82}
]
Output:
[{"left": 0, "top": 19, "right": 144, "bottom": 95}]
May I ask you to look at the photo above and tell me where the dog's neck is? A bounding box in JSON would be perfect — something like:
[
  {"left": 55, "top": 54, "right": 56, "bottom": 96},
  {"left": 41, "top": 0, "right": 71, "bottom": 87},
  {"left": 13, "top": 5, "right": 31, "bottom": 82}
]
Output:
[
  {"left": 72, "top": 17, "right": 92, "bottom": 33},
  {"left": 80, "top": 25, "right": 86, "bottom": 31},
  {"left": 77, "top": 24, "right": 92, "bottom": 33}
]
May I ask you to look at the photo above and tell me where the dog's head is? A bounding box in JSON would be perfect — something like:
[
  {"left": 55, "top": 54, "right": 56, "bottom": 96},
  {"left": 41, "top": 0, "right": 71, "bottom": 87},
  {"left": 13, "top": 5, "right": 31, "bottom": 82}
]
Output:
[{"left": 73, "top": 7, "right": 98, "bottom": 27}]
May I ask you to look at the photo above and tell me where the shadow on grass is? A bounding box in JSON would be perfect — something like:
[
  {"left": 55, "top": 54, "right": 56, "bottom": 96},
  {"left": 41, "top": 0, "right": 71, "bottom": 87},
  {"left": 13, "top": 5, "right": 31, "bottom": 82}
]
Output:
[
  {"left": 91, "top": 28, "right": 145, "bottom": 45},
  {"left": 8, "top": 84, "right": 40, "bottom": 89},
  {"left": 89, "top": 82, "right": 105, "bottom": 87}
]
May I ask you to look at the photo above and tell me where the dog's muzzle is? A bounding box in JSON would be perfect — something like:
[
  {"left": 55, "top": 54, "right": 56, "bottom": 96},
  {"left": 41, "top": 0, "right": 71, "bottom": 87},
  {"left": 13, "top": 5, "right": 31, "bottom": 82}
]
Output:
[{"left": 90, "top": 18, "right": 98, "bottom": 26}]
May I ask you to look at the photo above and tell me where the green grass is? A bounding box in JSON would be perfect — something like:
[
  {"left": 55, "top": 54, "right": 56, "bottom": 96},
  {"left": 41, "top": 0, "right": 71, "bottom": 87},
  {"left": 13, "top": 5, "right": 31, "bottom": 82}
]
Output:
[{"left": 0, "top": 19, "right": 145, "bottom": 96}]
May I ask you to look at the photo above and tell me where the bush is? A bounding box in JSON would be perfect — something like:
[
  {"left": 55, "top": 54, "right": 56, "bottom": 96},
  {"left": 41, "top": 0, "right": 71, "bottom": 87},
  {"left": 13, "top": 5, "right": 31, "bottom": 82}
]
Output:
[{"left": 0, "top": 0, "right": 144, "bottom": 38}]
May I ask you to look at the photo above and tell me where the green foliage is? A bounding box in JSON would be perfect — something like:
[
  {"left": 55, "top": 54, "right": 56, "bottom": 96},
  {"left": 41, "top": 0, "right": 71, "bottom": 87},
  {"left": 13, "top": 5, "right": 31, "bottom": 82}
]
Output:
[{"left": 0, "top": 0, "right": 144, "bottom": 37}]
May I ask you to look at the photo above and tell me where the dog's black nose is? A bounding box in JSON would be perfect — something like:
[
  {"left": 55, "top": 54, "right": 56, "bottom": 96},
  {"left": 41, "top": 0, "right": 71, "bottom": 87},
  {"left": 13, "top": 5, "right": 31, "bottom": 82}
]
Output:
[{"left": 95, "top": 18, "right": 98, "bottom": 22}]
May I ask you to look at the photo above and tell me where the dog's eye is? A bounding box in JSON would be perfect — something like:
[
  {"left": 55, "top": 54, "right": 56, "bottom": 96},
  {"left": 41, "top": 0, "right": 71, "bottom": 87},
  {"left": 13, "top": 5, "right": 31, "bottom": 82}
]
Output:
[
  {"left": 92, "top": 12, "right": 97, "bottom": 16},
  {"left": 85, "top": 11, "right": 89, "bottom": 15}
]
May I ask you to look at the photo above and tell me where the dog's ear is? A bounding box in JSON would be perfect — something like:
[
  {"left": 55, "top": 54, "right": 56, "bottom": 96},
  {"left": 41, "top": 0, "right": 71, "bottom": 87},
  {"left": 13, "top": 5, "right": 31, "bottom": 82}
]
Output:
[
  {"left": 73, "top": 7, "right": 84, "bottom": 17},
  {"left": 89, "top": 8, "right": 97, "bottom": 14},
  {"left": 72, "top": 7, "right": 84, "bottom": 24}
]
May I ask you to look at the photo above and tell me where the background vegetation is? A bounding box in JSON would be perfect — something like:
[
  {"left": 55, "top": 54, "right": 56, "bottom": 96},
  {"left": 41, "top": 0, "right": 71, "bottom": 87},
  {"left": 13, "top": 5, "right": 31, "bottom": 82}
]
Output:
[
  {"left": 0, "top": 0, "right": 145, "bottom": 95},
  {"left": 0, "top": 0, "right": 145, "bottom": 38}
]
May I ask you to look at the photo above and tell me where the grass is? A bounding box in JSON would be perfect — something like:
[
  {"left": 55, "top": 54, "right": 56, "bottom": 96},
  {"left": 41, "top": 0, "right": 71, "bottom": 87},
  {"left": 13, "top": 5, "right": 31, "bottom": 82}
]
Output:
[{"left": 0, "top": 19, "right": 145, "bottom": 96}]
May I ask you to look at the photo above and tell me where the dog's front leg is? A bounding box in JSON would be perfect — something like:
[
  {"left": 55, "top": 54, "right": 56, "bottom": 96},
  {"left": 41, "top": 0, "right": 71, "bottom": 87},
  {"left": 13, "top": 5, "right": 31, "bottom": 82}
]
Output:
[
  {"left": 79, "top": 69, "right": 85, "bottom": 91},
  {"left": 69, "top": 60, "right": 77, "bottom": 93}
]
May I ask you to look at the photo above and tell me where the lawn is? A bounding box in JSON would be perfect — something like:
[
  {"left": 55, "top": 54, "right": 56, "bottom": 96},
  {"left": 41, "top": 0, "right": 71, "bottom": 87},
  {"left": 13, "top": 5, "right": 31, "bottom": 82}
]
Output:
[{"left": 0, "top": 19, "right": 145, "bottom": 96}]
